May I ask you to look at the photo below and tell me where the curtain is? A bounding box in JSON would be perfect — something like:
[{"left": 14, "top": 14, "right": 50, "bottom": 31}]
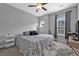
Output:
[
  {"left": 54, "top": 15, "right": 58, "bottom": 40},
  {"left": 65, "top": 10, "right": 72, "bottom": 39}
]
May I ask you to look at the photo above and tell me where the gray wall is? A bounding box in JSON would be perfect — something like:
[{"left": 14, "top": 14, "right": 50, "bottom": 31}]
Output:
[
  {"left": 0, "top": 3, "right": 78, "bottom": 36},
  {"left": 38, "top": 15, "right": 48, "bottom": 34},
  {"left": 38, "top": 6, "right": 78, "bottom": 34},
  {"left": 0, "top": 3, "right": 38, "bottom": 36},
  {"left": 78, "top": 4, "right": 79, "bottom": 20}
]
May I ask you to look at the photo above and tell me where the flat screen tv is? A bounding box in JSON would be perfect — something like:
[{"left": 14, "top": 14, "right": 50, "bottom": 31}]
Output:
[{"left": 76, "top": 21, "right": 79, "bottom": 39}]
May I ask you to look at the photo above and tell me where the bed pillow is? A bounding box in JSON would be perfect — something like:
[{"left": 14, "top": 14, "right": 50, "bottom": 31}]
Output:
[
  {"left": 23, "top": 31, "right": 29, "bottom": 36},
  {"left": 33, "top": 31, "right": 38, "bottom": 35},
  {"left": 29, "top": 31, "right": 33, "bottom": 35},
  {"left": 29, "top": 31, "right": 38, "bottom": 35}
]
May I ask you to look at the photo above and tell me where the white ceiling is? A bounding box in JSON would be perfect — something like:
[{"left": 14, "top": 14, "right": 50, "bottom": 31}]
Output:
[{"left": 7, "top": 3, "right": 77, "bottom": 17}]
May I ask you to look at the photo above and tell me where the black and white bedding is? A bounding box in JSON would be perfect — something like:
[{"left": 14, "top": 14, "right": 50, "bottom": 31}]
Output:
[{"left": 16, "top": 34, "right": 54, "bottom": 56}]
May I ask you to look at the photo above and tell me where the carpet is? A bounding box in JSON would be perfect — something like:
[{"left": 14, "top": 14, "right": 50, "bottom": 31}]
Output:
[{"left": 43, "top": 41, "right": 77, "bottom": 56}]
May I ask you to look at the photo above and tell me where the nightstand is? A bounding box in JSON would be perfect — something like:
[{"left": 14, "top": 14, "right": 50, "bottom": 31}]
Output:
[
  {"left": 0, "top": 36, "right": 6, "bottom": 48},
  {"left": 5, "top": 36, "right": 15, "bottom": 48},
  {"left": 0, "top": 40, "right": 5, "bottom": 48}
]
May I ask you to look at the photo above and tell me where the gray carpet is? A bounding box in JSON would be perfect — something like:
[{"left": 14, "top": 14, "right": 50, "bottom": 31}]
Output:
[{"left": 43, "top": 41, "right": 77, "bottom": 56}]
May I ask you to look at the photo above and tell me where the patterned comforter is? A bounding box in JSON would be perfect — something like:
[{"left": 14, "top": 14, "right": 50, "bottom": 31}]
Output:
[{"left": 16, "top": 34, "right": 54, "bottom": 56}]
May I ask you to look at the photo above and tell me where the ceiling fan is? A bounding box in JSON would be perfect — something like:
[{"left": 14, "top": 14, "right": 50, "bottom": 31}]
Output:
[{"left": 28, "top": 3, "right": 47, "bottom": 12}]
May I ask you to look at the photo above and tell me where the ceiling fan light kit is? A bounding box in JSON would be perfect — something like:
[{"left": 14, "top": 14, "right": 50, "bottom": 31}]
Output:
[
  {"left": 37, "top": 4, "right": 42, "bottom": 9},
  {"left": 28, "top": 3, "right": 47, "bottom": 12}
]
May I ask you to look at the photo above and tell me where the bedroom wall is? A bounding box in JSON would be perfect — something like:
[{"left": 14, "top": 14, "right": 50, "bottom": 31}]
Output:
[
  {"left": 0, "top": 3, "right": 38, "bottom": 36},
  {"left": 38, "top": 6, "right": 78, "bottom": 34},
  {"left": 78, "top": 4, "right": 79, "bottom": 20},
  {"left": 50, "top": 6, "right": 78, "bottom": 34},
  {"left": 38, "top": 15, "right": 48, "bottom": 34}
]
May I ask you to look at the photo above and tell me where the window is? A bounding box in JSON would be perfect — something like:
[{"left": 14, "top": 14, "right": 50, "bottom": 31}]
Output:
[{"left": 57, "top": 14, "right": 65, "bottom": 35}]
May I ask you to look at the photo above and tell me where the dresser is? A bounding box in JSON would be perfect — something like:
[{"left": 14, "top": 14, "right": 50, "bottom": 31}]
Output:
[
  {"left": 68, "top": 36, "right": 79, "bottom": 55},
  {"left": 68, "top": 38, "right": 79, "bottom": 49}
]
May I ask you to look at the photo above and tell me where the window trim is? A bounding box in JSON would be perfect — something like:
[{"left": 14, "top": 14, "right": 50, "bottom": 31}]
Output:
[{"left": 57, "top": 14, "right": 65, "bottom": 36}]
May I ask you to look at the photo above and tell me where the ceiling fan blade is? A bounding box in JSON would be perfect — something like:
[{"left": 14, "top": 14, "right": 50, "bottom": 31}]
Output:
[
  {"left": 36, "top": 9, "right": 39, "bottom": 12},
  {"left": 42, "top": 3, "right": 47, "bottom": 5},
  {"left": 42, "top": 7, "right": 47, "bottom": 11},
  {"left": 28, "top": 5, "right": 36, "bottom": 7}
]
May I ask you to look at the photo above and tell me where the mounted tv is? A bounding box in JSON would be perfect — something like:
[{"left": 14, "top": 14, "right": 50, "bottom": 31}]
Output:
[{"left": 76, "top": 21, "right": 79, "bottom": 39}]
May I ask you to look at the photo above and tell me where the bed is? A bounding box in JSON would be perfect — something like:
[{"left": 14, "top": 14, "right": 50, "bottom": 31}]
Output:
[{"left": 15, "top": 34, "right": 54, "bottom": 56}]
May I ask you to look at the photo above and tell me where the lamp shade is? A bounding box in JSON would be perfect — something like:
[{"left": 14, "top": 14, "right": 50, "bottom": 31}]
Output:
[{"left": 40, "top": 21, "right": 45, "bottom": 27}]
